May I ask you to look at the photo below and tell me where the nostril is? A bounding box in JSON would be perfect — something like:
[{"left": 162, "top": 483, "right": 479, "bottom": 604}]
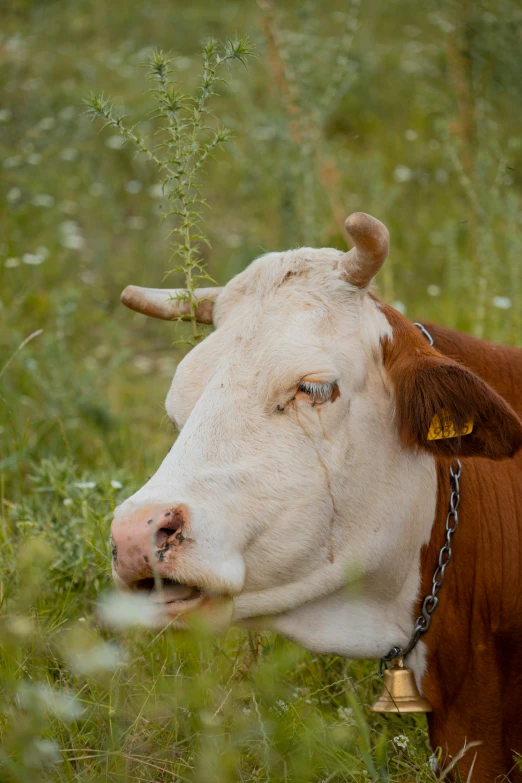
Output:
[
  {"left": 155, "top": 526, "right": 178, "bottom": 548},
  {"left": 154, "top": 507, "right": 186, "bottom": 548}
]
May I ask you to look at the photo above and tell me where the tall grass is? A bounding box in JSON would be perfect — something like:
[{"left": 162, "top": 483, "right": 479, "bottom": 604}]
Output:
[
  {"left": 1, "top": 0, "right": 521, "bottom": 780},
  {"left": 0, "top": 458, "right": 437, "bottom": 782}
]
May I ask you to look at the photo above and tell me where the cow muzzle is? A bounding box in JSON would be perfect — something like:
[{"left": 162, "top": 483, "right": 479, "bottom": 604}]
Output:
[{"left": 110, "top": 503, "right": 207, "bottom": 622}]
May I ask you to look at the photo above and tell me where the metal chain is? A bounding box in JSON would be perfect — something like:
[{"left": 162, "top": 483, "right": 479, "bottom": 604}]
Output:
[
  {"left": 379, "top": 458, "right": 462, "bottom": 675},
  {"left": 412, "top": 322, "right": 434, "bottom": 347}
]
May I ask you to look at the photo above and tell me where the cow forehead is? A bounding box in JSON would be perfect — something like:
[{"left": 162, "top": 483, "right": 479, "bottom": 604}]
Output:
[
  {"left": 167, "top": 248, "right": 393, "bottom": 426},
  {"left": 214, "top": 247, "right": 354, "bottom": 330}
]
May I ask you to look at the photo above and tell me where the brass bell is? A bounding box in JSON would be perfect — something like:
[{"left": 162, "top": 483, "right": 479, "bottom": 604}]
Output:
[{"left": 371, "top": 657, "right": 432, "bottom": 713}]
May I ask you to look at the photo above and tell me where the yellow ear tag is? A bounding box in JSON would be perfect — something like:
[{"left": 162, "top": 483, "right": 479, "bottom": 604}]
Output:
[{"left": 427, "top": 409, "right": 474, "bottom": 441}]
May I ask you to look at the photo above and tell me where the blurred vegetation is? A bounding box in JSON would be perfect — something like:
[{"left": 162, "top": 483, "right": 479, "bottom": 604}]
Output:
[{"left": 1, "top": 0, "right": 521, "bottom": 780}]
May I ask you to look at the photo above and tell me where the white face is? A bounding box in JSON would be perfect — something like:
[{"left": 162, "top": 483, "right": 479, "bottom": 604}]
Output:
[{"left": 111, "top": 247, "right": 436, "bottom": 653}]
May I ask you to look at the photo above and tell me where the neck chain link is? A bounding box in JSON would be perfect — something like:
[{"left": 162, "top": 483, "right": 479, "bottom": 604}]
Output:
[
  {"left": 379, "top": 321, "right": 462, "bottom": 675},
  {"left": 379, "top": 459, "right": 461, "bottom": 674}
]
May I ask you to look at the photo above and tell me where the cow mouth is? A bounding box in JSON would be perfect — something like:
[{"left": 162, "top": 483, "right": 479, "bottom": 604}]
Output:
[{"left": 134, "top": 577, "right": 205, "bottom": 612}]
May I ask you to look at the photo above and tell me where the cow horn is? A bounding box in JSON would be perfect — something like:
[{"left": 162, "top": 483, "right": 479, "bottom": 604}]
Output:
[
  {"left": 342, "top": 212, "right": 390, "bottom": 288},
  {"left": 120, "top": 286, "right": 222, "bottom": 324}
]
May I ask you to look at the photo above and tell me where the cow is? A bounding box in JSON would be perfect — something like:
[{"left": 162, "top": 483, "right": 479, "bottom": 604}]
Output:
[{"left": 110, "top": 213, "right": 522, "bottom": 782}]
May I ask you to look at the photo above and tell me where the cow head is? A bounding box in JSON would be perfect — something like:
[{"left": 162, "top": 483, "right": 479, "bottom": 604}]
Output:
[{"left": 111, "top": 213, "right": 522, "bottom": 656}]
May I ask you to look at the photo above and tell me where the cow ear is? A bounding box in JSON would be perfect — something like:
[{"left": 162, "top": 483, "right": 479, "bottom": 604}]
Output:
[{"left": 385, "top": 351, "right": 522, "bottom": 460}]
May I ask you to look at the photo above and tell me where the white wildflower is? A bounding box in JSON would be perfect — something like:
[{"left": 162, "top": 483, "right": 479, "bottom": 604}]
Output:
[
  {"left": 17, "top": 681, "right": 83, "bottom": 721},
  {"left": 270, "top": 699, "right": 289, "bottom": 715},
  {"left": 32, "top": 193, "right": 55, "bottom": 208},
  {"left": 110, "top": 480, "right": 123, "bottom": 489},
  {"left": 62, "top": 233, "right": 86, "bottom": 250},
  {"left": 492, "top": 296, "right": 511, "bottom": 310},
  {"left": 60, "top": 220, "right": 85, "bottom": 250},
  {"left": 5, "top": 257, "right": 20, "bottom": 268},
  {"left": 25, "top": 739, "right": 61, "bottom": 768},
  {"left": 65, "top": 640, "right": 124, "bottom": 675},
  {"left": 27, "top": 152, "right": 41, "bottom": 165},
  {"left": 428, "top": 13, "right": 455, "bottom": 33},
  {"left": 133, "top": 355, "right": 153, "bottom": 373},
  {"left": 392, "top": 300, "right": 407, "bottom": 315},
  {"left": 393, "top": 165, "right": 413, "bottom": 183},
  {"left": 5, "top": 615, "right": 34, "bottom": 638},
  {"left": 427, "top": 284, "right": 441, "bottom": 297},
  {"left": 148, "top": 183, "right": 164, "bottom": 198},
  {"left": 6, "top": 34, "right": 27, "bottom": 57},
  {"left": 63, "top": 498, "right": 73, "bottom": 506},
  {"left": 105, "top": 134, "right": 126, "bottom": 149},
  {"left": 74, "top": 481, "right": 96, "bottom": 490},
  {"left": 60, "top": 148, "right": 78, "bottom": 161},
  {"left": 7, "top": 187, "right": 22, "bottom": 202},
  {"left": 176, "top": 56, "right": 191, "bottom": 70},
  {"left": 393, "top": 734, "right": 410, "bottom": 750},
  {"left": 98, "top": 591, "right": 164, "bottom": 630},
  {"left": 404, "top": 129, "right": 418, "bottom": 141},
  {"left": 125, "top": 179, "right": 142, "bottom": 194},
  {"left": 38, "top": 116, "right": 55, "bottom": 131},
  {"left": 61, "top": 220, "right": 80, "bottom": 234},
  {"left": 22, "top": 246, "right": 49, "bottom": 266},
  {"left": 3, "top": 155, "right": 22, "bottom": 168},
  {"left": 23, "top": 253, "right": 44, "bottom": 266},
  {"left": 59, "top": 106, "right": 76, "bottom": 121}
]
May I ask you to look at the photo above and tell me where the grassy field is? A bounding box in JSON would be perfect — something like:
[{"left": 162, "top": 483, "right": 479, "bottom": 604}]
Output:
[{"left": 1, "top": 0, "right": 522, "bottom": 780}]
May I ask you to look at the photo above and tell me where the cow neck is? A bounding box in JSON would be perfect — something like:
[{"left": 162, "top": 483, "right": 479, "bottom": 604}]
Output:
[{"left": 379, "top": 324, "right": 462, "bottom": 673}]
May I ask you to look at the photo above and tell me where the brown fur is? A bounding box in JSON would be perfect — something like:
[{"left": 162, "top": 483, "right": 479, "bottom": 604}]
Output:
[
  {"left": 380, "top": 306, "right": 522, "bottom": 460},
  {"left": 380, "top": 304, "right": 522, "bottom": 782}
]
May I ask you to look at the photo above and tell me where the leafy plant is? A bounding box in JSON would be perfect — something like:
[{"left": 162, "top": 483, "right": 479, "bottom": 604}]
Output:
[{"left": 84, "top": 38, "right": 253, "bottom": 342}]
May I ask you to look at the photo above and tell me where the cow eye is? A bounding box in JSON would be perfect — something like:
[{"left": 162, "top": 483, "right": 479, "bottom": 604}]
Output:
[{"left": 297, "top": 381, "right": 334, "bottom": 404}]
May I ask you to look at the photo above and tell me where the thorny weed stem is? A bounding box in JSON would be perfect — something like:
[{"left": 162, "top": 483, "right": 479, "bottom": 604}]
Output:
[{"left": 84, "top": 37, "right": 253, "bottom": 343}]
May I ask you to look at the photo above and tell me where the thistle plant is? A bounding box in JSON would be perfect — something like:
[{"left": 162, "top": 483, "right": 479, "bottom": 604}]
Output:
[{"left": 84, "top": 37, "right": 253, "bottom": 342}]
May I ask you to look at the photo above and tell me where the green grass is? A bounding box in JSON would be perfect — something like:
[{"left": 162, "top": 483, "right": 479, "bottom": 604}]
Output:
[{"left": 1, "top": 0, "right": 521, "bottom": 780}]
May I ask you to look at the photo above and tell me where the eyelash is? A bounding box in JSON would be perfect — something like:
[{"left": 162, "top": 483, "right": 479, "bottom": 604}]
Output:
[{"left": 297, "top": 381, "right": 333, "bottom": 404}]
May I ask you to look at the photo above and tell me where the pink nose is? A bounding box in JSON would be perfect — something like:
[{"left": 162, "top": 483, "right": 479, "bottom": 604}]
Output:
[{"left": 110, "top": 504, "right": 189, "bottom": 588}]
